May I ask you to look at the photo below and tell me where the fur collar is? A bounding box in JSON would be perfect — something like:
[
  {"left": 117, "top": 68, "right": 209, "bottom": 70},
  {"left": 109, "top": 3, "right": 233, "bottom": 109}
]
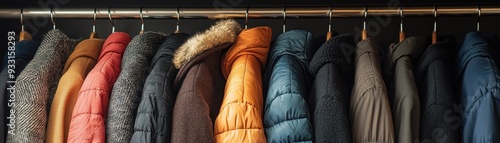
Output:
[{"left": 173, "top": 19, "right": 242, "bottom": 69}]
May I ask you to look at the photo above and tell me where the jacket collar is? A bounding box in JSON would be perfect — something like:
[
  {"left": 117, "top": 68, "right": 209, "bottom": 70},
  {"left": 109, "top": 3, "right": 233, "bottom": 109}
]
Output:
[
  {"left": 389, "top": 37, "right": 428, "bottom": 61},
  {"left": 386, "top": 36, "right": 428, "bottom": 71},
  {"left": 222, "top": 26, "right": 272, "bottom": 78},
  {"left": 172, "top": 19, "right": 242, "bottom": 69},
  {"left": 458, "top": 31, "right": 499, "bottom": 68},
  {"left": 268, "top": 30, "right": 314, "bottom": 66},
  {"left": 355, "top": 37, "right": 380, "bottom": 59},
  {"left": 415, "top": 37, "right": 455, "bottom": 79},
  {"left": 63, "top": 38, "right": 104, "bottom": 72},
  {"left": 150, "top": 33, "right": 190, "bottom": 68},
  {"left": 457, "top": 31, "right": 500, "bottom": 80},
  {"left": 263, "top": 30, "right": 314, "bottom": 91},
  {"left": 308, "top": 34, "right": 355, "bottom": 76},
  {"left": 98, "top": 32, "right": 131, "bottom": 61},
  {"left": 15, "top": 40, "right": 40, "bottom": 60}
]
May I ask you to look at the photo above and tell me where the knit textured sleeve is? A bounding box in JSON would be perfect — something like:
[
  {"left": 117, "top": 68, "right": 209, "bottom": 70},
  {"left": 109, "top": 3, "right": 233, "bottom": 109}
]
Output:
[
  {"left": 6, "top": 30, "right": 76, "bottom": 143},
  {"left": 106, "top": 31, "right": 166, "bottom": 143}
]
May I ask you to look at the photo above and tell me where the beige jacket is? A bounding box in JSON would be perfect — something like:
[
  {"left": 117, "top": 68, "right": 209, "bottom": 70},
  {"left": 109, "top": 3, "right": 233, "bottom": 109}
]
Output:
[{"left": 350, "top": 38, "right": 395, "bottom": 143}]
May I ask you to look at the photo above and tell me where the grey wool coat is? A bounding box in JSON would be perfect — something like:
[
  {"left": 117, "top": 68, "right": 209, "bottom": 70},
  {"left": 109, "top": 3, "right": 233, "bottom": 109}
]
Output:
[
  {"left": 106, "top": 31, "right": 167, "bottom": 143},
  {"left": 0, "top": 40, "right": 39, "bottom": 143},
  {"left": 6, "top": 29, "right": 77, "bottom": 143}
]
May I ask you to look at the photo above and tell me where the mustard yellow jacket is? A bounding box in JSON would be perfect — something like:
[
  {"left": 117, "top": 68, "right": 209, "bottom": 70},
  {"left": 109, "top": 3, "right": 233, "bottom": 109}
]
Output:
[{"left": 46, "top": 37, "right": 104, "bottom": 143}]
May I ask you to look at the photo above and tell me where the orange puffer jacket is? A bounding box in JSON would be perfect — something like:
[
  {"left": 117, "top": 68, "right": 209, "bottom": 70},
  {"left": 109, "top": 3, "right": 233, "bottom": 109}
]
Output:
[{"left": 214, "top": 26, "right": 271, "bottom": 142}]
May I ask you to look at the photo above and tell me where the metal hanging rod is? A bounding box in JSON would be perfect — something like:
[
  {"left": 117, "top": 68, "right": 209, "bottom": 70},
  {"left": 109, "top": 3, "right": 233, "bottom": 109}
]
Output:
[{"left": 0, "top": 6, "right": 499, "bottom": 19}]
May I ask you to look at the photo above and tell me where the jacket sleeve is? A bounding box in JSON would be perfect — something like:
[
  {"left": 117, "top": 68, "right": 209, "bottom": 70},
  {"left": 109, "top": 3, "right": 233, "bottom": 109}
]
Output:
[
  {"left": 214, "top": 56, "right": 267, "bottom": 143},
  {"left": 350, "top": 38, "right": 395, "bottom": 143},
  {"left": 214, "top": 27, "right": 270, "bottom": 143},
  {"left": 106, "top": 32, "right": 166, "bottom": 143},
  {"left": 67, "top": 53, "right": 121, "bottom": 143},
  {"left": 0, "top": 47, "right": 36, "bottom": 143},
  {"left": 458, "top": 32, "right": 500, "bottom": 142},
  {"left": 264, "top": 56, "right": 313, "bottom": 142},
  {"left": 67, "top": 77, "right": 108, "bottom": 143},
  {"left": 131, "top": 59, "right": 177, "bottom": 143},
  {"left": 6, "top": 30, "right": 75, "bottom": 143},
  {"left": 416, "top": 39, "right": 460, "bottom": 142},
  {"left": 418, "top": 60, "right": 461, "bottom": 142},
  {"left": 263, "top": 30, "right": 314, "bottom": 143},
  {"left": 0, "top": 67, "right": 8, "bottom": 143}
]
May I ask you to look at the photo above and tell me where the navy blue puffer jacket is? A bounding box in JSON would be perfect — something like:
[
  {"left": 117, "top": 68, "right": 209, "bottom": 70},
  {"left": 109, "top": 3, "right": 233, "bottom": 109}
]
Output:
[
  {"left": 263, "top": 30, "right": 314, "bottom": 143},
  {"left": 457, "top": 31, "right": 500, "bottom": 143}
]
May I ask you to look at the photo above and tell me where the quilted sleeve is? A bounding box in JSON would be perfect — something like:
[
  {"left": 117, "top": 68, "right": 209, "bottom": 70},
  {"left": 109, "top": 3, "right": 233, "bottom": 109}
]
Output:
[{"left": 264, "top": 55, "right": 313, "bottom": 142}]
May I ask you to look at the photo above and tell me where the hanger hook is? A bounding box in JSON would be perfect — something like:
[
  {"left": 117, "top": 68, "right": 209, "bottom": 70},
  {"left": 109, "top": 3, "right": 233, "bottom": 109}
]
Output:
[
  {"left": 93, "top": 8, "right": 96, "bottom": 33},
  {"left": 176, "top": 7, "right": 180, "bottom": 32},
  {"left": 20, "top": 8, "right": 24, "bottom": 32},
  {"left": 140, "top": 7, "right": 144, "bottom": 32},
  {"left": 245, "top": 6, "right": 249, "bottom": 29},
  {"left": 328, "top": 5, "right": 332, "bottom": 33},
  {"left": 400, "top": 5, "right": 403, "bottom": 32},
  {"left": 108, "top": 6, "right": 115, "bottom": 33},
  {"left": 363, "top": 6, "right": 367, "bottom": 31},
  {"left": 283, "top": 6, "right": 286, "bottom": 33},
  {"left": 477, "top": 5, "right": 481, "bottom": 31},
  {"left": 51, "top": 7, "right": 56, "bottom": 30},
  {"left": 434, "top": 6, "right": 437, "bottom": 32}
]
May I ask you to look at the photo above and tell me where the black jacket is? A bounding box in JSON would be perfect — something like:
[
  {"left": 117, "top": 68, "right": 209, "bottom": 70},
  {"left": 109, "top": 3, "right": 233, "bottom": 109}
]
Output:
[
  {"left": 308, "top": 34, "right": 354, "bottom": 143},
  {"left": 130, "top": 33, "right": 189, "bottom": 143},
  {"left": 415, "top": 38, "right": 460, "bottom": 143}
]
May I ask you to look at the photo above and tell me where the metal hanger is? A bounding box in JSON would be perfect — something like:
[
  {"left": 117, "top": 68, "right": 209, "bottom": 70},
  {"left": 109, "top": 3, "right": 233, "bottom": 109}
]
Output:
[
  {"left": 108, "top": 7, "right": 115, "bottom": 33},
  {"left": 432, "top": 6, "right": 437, "bottom": 44},
  {"left": 399, "top": 5, "right": 405, "bottom": 42},
  {"left": 362, "top": 6, "right": 367, "bottom": 40},
  {"left": 89, "top": 7, "right": 98, "bottom": 38},
  {"left": 19, "top": 8, "right": 32, "bottom": 41},
  {"left": 282, "top": 6, "right": 286, "bottom": 33},
  {"left": 93, "top": 8, "right": 97, "bottom": 33},
  {"left": 326, "top": 5, "right": 333, "bottom": 41},
  {"left": 21, "top": 8, "right": 25, "bottom": 32},
  {"left": 51, "top": 7, "right": 56, "bottom": 30},
  {"left": 140, "top": 7, "right": 144, "bottom": 34},
  {"left": 477, "top": 5, "right": 481, "bottom": 32},
  {"left": 245, "top": 6, "right": 249, "bottom": 29},
  {"left": 175, "top": 7, "right": 180, "bottom": 33}
]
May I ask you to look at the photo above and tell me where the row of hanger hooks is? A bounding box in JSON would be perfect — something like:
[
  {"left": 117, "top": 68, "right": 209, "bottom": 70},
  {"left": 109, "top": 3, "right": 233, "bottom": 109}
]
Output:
[{"left": 19, "top": 5, "right": 484, "bottom": 34}]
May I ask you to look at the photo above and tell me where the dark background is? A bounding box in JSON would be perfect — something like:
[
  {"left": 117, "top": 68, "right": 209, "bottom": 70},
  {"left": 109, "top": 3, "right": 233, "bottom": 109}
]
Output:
[{"left": 1, "top": 0, "right": 500, "bottom": 58}]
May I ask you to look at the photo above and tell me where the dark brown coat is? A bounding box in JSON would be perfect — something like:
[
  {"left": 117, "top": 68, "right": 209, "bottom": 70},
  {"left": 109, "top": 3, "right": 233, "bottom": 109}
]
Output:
[{"left": 170, "top": 19, "right": 242, "bottom": 143}]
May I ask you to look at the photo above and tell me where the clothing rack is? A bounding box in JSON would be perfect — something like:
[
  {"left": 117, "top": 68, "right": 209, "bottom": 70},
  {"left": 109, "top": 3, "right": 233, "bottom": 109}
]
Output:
[{"left": 0, "top": 6, "right": 499, "bottom": 19}]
